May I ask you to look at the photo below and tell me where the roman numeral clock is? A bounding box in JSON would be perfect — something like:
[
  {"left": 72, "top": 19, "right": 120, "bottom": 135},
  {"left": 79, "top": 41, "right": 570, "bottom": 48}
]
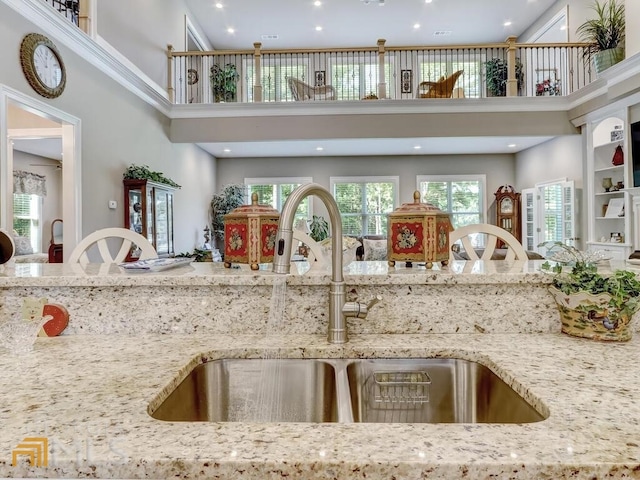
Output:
[{"left": 20, "top": 33, "right": 66, "bottom": 99}]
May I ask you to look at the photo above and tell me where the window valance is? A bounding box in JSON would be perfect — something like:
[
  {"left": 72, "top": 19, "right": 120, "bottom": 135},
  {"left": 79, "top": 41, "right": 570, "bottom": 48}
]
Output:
[{"left": 13, "top": 170, "right": 47, "bottom": 196}]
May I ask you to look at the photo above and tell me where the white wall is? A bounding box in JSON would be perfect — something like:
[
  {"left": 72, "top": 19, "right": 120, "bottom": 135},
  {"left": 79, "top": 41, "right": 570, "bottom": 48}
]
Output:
[
  {"left": 0, "top": 3, "right": 217, "bottom": 253},
  {"left": 13, "top": 151, "right": 62, "bottom": 253},
  {"left": 217, "top": 154, "right": 515, "bottom": 223}
]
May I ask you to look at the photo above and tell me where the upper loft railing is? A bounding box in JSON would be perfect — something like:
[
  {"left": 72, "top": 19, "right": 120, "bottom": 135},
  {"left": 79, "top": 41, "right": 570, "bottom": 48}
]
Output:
[
  {"left": 167, "top": 37, "right": 595, "bottom": 105},
  {"left": 42, "top": 0, "right": 79, "bottom": 26}
]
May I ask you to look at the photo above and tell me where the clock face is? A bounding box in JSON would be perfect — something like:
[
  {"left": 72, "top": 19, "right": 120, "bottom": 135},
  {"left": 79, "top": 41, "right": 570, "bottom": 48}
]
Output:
[
  {"left": 500, "top": 197, "right": 513, "bottom": 214},
  {"left": 33, "top": 44, "right": 63, "bottom": 89},
  {"left": 20, "top": 33, "right": 66, "bottom": 99}
]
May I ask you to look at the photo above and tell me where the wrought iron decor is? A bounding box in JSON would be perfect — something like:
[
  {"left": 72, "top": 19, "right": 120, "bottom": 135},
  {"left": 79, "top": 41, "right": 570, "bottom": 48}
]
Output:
[
  {"left": 44, "top": 0, "right": 79, "bottom": 26},
  {"left": 401, "top": 69, "right": 412, "bottom": 94}
]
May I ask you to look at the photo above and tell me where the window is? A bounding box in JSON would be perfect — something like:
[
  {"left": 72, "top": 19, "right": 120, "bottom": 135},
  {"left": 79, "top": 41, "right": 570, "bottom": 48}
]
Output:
[
  {"left": 245, "top": 60, "right": 308, "bottom": 102},
  {"left": 245, "top": 177, "right": 312, "bottom": 228},
  {"left": 13, "top": 193, "right": 42, "bottom": 252},
  {"left": 331, "top": 177, "right": 399, "bottom": 236},
  {"left": 331, "top": 55, "right": 394, "bottom": 100},
  {"left": 417, "top": 175, "right": 485, "bottom": 228}
]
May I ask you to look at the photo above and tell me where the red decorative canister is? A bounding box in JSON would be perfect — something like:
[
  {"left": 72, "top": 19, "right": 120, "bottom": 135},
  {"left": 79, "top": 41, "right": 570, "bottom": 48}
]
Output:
[
  {"left": 387, "top": 191, "right": 453, "bottom": 269},
  {"left": 223, "top": 192, "right": 280, "bottom": 270}
]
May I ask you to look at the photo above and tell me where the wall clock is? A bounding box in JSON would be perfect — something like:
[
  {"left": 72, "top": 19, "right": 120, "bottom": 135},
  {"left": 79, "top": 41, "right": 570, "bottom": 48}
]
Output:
[{"left": 20, "top": 33, "right": 66, "bottom": 99}]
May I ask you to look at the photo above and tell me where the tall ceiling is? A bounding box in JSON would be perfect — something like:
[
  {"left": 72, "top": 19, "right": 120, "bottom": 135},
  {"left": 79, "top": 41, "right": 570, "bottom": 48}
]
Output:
[
  {"left": 183, "top": 0, "right": 568, "bottom": 159},
  {"left": 184, "top": 0, "right": 561, "bottom": 50}
]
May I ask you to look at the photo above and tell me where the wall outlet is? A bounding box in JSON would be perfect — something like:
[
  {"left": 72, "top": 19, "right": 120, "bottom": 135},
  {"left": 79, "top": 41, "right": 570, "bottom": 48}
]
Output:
[{"left": 108, "top": 200, "right": 117, "bottom": 209}]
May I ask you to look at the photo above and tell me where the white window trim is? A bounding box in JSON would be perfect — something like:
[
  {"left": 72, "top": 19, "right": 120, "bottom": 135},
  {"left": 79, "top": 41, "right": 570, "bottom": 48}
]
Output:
[
  {"left": 244, "top": 176, "right": 313, "bottom": 213},
  {"left": 416, "top": 174, "right": 486, "bottom": 223}
]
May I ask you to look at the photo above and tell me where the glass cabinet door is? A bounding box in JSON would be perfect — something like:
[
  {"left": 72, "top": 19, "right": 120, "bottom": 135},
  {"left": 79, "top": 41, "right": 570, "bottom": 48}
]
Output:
[
  {"left": 128, "top": 189, "right": 143, "bottom": 234},
  {"left": 154, "top": 189, "right": 169, "bottom": 255}
]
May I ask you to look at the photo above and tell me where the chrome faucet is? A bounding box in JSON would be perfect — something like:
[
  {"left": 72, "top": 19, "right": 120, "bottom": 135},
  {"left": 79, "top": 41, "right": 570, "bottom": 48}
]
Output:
[{"left": 272, "top": 183, "right": 380, "bottom": 343}]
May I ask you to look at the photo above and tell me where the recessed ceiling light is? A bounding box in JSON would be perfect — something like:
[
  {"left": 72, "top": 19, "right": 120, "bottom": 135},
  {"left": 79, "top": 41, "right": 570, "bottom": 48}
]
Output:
[
  {"left": 508, "top": 143, "right": 517, "bottom": 148},
  {"left": 503, "top": 21, "right": 512, "bottom": 27},
  {"left": 316, "top": 146, "right": 324, "bottom": 151},
  {"left": 223, "top": 148, "right": 231, "bottom": 153},
  {"left": 425, "top": 0, "right": 432, "bottom": 3},
  {"left": 215, "top": 2, "right": 223, "bottom": 8},
  {"left": 413, "top": 145, "right": 422, "bottom": 150},
  {"left": 315, "top": 26, "right": 323, "bottom": 32},
  {"left": 227, "top": 27, "right": 235, "bottom": 34},
  {"left": 314, "top": 0, "right": 322, "bottom": 6},
  {"left": 413, "top": 23, "right": 420, "bottom": 29}
]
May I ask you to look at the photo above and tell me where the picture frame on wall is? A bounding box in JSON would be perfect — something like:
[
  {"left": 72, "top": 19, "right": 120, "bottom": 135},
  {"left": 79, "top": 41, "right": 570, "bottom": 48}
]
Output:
[
  {"left": 315, "top": 70, "right": 326, "bottom": 87},
  {"left": 401, "top": 69, "right": 412, "bottom": 94}
]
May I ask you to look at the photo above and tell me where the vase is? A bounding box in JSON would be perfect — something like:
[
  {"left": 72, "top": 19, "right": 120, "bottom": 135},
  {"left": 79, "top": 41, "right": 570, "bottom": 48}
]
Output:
[
  {"left": 594, "top": 47, "right": 625, "bottom": 76},
  {"left": 548, "top": 287, "right": 635, "bottom": 341}
]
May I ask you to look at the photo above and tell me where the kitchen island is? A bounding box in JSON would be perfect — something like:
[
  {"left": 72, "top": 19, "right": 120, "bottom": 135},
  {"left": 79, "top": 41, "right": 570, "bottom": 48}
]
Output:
[{"left": 1, "top": 260, "right": 639, "bottom": 479}]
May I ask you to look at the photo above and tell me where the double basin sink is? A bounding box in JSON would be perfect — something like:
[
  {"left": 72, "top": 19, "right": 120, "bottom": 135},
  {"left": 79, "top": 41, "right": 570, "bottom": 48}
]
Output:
[{"left": 150, "top": 358, "right": 546, "bottom": 424}]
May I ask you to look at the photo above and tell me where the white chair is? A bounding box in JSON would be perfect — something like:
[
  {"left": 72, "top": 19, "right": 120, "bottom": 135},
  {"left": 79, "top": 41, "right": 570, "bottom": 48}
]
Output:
[
  {"left": 68, "top": 227, "right": 158, "bottom": 266},
  {"left": 449, "top": 223, "right": 527, "bottom": 262}
]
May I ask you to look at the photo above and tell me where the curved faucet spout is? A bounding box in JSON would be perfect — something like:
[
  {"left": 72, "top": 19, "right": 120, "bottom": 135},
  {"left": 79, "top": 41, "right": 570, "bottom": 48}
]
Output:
[
  {"left": 272, "top": 183, "right": 344, "bottom": 283},
  {"left": 272, "top": 183, "right": 347, "bottom": 342}
]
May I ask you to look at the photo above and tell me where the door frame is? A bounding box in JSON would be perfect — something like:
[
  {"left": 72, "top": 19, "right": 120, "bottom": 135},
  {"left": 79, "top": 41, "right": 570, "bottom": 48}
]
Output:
[{"left": 0, "top": 84, "right": 81, "bottom": 260}]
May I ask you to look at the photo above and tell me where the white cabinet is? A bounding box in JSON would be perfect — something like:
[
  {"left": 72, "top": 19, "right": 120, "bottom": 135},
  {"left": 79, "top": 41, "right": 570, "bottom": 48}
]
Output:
[{"left": 586, "top": 115, "right": 632, "bottom": 260}]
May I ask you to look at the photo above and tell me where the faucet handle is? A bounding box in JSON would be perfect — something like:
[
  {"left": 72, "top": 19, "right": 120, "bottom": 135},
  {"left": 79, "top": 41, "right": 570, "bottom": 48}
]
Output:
[{"left": 343, "top": 294, "right": 382, "bottom": 319}]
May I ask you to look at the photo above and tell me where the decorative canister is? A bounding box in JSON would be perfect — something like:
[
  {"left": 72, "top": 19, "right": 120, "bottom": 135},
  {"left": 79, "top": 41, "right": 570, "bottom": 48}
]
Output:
[
  {"left": 223, "top": 192, "right": 280, "bottom": 270},
  {"left": 548, "top": 287, "right": 634, "bottom": 341},
  {"left": 387, "top": 191, "right": 453, "bottom": 269}
]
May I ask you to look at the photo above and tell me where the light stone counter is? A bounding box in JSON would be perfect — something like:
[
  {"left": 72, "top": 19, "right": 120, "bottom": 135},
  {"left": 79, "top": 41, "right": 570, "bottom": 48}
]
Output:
[
  {"left": 0, "top": 260, "right": 567, "bottom": 335},
  {"left": 1, "top": 333, "right": 639, "bottom": 479}
]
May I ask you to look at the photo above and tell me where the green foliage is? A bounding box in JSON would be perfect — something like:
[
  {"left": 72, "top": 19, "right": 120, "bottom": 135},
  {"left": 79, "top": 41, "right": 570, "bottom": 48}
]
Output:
[
  {"left": 484, "top": 58, "right": 524, "bottom": 97},
  {"left": 176, "top": 248, "right": 209, "bottom": 262},
  {"left": 210, "top": 184, "right": 246, "bottom": 240},
  {"left": 308, "top": 215, "right": 329, "bottom": 242},
  {"left": 210, "top": 64, "right": 240, "bottom": 102},
  {"left": 123, "top": 164, "right": 181, "bottom": 189},
  {"left": 540, "top": 242, "right": 640, "bottom": 315},
  {"left": 576, "top": 0, "right": 625, "bottom": 54}
]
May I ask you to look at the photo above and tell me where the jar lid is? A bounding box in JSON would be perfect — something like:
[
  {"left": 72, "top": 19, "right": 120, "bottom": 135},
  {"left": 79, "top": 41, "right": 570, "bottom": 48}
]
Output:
[
  {"left": 389, "top": 191, "right": 446, "bottom": 216},
  {"left": 225, "top": 192, "right": 280, "bottom": 218}
]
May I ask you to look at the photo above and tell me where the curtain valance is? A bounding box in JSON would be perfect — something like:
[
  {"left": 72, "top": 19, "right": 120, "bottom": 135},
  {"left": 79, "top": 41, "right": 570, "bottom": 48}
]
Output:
[{"left": 13, "top": 170, "right": 47, "bottom": 196}]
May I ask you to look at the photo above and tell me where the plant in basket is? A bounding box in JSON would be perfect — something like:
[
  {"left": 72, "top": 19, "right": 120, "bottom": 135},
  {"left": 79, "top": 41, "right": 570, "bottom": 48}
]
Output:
[{"left": 540, "top": 241, "right": 640, "bottom": 341}]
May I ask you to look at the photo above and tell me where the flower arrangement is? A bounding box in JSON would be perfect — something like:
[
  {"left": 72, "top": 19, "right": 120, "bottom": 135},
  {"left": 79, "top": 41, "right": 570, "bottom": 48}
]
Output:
[{"left": 535, "top": 78, "right": 561, "bottom": 96}]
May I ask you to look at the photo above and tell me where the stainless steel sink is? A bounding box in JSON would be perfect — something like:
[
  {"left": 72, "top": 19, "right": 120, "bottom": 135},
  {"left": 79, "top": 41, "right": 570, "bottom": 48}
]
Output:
[
  {"left": 151, "top": 358, "right": 339, "bottom": 422},
  {"left": 346, "top": 358, "right": 545, "bottom": 423},
  {"left": 150, "top": 357, "right": 546, "bottom": 424}
]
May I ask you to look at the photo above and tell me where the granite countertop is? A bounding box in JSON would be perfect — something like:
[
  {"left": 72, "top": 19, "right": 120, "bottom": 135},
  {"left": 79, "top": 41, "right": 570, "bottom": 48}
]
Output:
[{"left": 1, "top": 332, "right": 640, "bottom": 479}]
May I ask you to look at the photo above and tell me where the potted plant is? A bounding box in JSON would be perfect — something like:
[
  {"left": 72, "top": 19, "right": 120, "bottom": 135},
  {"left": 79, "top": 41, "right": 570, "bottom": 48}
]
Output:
[
  {"left": 540, "top": 242, "right": 640, "bottom": 341},
  {"left": 576, "top": 0, "right": 625, "bottom": 74},
  {"left": 209, "top": 184, "right": 246, "bottom": 244},
  {"left": 484, "top": 58, "right": 523, "bottom": 97},
  {"left": 308, "top": 215, "right": 329, "bottom": 242},
  {"left": 210, "top": 63, "right": 240, "bottom": 102},
  {"left": 123, "top": 164, "right": 181, "bottom": 188}
]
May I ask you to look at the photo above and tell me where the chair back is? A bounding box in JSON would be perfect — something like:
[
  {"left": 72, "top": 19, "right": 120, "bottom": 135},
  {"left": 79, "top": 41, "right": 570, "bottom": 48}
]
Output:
[
  {"left": 287, "top": 77, "right": 306, "bottom": 100},
  {"left": 50, "top": 218, "right": 63, "bottom": 245},
  {"left": 449, "top": 223, "right": 527, "bottom": 261},
  {"left": 419, "top": 70, "right": 464, "bottom": 98},
  {"left": 68, "top": 227, "right": 158, "bottom": 265}
]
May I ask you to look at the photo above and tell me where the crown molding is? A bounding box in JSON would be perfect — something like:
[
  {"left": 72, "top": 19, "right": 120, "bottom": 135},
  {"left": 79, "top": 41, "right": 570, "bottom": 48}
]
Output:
[{"left": 1, "top": 0, "right": 172, "bottom": 116}]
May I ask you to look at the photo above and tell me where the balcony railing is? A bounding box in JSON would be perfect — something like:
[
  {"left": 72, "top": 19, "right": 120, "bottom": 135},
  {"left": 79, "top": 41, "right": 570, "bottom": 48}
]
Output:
[
  {"left": 42, "top": 0, "right": 79, "bottom": 26},
  {"left": 168, "top": 38, "right": 594, "bottom": 105}
]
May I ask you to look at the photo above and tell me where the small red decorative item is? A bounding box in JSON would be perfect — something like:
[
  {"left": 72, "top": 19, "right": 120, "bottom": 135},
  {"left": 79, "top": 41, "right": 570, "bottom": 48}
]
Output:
[
  {"left": 40, "top": 303, "right": 69, "bottom": 337},
  {"left": 223, "top": 192, "right": 280, "bottom": 270},
  {"left": 387, "top": 191, "right": 453, "bottom": 269},
  {"left": 612, "top": 145, "right": 624, "bottom": 166}
]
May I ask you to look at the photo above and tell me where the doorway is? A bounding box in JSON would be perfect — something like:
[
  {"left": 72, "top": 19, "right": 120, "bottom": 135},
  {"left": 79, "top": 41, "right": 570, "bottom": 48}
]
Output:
[{"left": 0, "top": 84, "right": 81, "bottom": 261}]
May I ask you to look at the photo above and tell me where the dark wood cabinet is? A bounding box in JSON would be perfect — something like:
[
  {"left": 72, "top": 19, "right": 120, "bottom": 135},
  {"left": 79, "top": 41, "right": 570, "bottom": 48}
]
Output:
[
  {"left": 494, "top": 185, "right": 521, "bottom": 245},
  {"left": 123, "top": 179, "right": 175, "bottom": 258}
]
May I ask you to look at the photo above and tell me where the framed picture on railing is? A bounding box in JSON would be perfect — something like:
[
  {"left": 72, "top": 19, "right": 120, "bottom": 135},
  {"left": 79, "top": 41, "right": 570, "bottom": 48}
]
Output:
[
  {"left": 401, "top": 69, "right": 412, "bottom": 94},
  {"left": 535, "top": 68, "right": 560, "bottom": 96},
  {"left": 315, "top": 70, "right": 326, "bottom": 87}
]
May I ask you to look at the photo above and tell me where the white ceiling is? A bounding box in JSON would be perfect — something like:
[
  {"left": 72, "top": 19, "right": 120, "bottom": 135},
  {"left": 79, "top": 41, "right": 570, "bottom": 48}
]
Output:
[{"left": 184, "top": 0, "right": 560, "bottom": 50}]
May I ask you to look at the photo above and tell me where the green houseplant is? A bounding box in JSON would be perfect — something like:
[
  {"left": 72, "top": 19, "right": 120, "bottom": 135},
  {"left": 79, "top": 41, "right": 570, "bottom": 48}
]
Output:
[
  {"left": 484, "top": 58, "right": 523, "bottom": 97},
  {"left": 308, "top": 215, "right": 329, "bottom": 242},
  {"left": 210, "top": 64, "right": 240, "bottom": 102},
  {"left": 210, "top": 184, "right": 246, "bottom": 243},
  {"left": 540, "top": 242, "right": 640, "bottom": 341},
  {"left": 576, "top": 0, "right": 625, "bottom": 74},
  {"left": 123, "top": 164, "right": 181, "bottom": 188}
]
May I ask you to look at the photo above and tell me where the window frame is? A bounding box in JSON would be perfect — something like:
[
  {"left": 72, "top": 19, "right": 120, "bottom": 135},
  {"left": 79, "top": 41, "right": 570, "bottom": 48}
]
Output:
[
  {"left": 416, "top": 174, "right": 486, "bottom": 227},
  {"left": 244, "top": 177, "right": 313, "bottom": 223},
  {"left": 330, "top": 175, "right": 399, "bottom": 236},
  {"left": 13, "top": 192, "right": 43, "bottom": 253}
]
